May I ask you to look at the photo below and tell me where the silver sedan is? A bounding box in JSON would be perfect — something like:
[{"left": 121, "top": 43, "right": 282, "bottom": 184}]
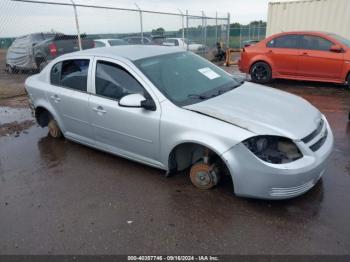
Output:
[{"left": 25, "top": 45, "right": 334, "bottom": 199}]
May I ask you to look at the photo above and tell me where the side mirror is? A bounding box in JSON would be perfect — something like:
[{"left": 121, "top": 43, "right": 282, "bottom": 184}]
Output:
[
  {"left": 140, "top": 99, "right": 156, "bottom": 111},
  {"left": 330, "top": 44, "right": 342, "bottom": 53},
  {"left": 118, "top": 93, "right": 156, "bottom": 111}
]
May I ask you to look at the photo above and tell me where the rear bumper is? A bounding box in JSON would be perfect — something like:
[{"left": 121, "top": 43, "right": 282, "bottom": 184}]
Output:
[
  {"left": 221, "top": 121, "right": 334, "bottom": 200},
  {"left": 237, "top": 59, "right": 248, "bottom": 73}
]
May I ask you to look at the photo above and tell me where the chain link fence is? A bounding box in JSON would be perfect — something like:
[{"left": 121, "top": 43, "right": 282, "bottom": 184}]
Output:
[
  {"left": 0, "top": 0, "right": 231, "bottom": 98},
  {"left": 0, "top": 0, "right": 267, "bottom": 101},
  {"left": 229, "top": 24, "right": 267, "bottom": 49},
  {"left": 0, "top": 0, "right": 230, "bottom": 53}
]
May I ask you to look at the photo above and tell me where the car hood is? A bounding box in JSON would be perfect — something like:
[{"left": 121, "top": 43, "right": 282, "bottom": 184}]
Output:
[{"left": 184, "top": 82, "right": 322, "bottom": 140}]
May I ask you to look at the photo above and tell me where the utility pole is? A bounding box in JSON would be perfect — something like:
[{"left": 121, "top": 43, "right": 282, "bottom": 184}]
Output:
[
  {"left": 135, "top": 3, "right": 143, "bottom": 44},
  {"left": 178, "top": 9, "right": 185, "bottom": 40},
  {"left": 70, "top": 0, "right": 82, "bottom": 50}
]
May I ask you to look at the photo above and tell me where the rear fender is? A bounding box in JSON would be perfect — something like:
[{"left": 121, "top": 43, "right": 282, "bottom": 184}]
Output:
[
  {"left": 34, "top": 98, "right": 66, "bottom": 133},
  {"left": 249, "top": 56, "right": 274, "bottom": 76}
]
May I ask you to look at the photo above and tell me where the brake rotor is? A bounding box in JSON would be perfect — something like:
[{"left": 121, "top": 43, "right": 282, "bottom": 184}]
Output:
[{"left": 189, "top": 163, "right": 219, "bottom": 190}]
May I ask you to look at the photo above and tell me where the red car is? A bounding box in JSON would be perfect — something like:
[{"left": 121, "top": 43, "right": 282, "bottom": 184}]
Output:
[{"left": 238, "top": 31, "right": 350, "bottom": 88}]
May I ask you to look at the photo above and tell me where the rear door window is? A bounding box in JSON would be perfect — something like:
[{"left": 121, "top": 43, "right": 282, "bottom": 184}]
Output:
[
  {"left": 267, "top": 34, "right": 300, "bottom": 49},
  {"left": 51, "top": 59, "right": 90, "bottom": 92},
  {"left": 301, "top": 35, "right": 334, "bottom": 51},
  {"left": 95, "top": 61, "right": 145, "bottom": 100},
  {"left": 50, "top": 62, "right": 62, "bottom": 85}
]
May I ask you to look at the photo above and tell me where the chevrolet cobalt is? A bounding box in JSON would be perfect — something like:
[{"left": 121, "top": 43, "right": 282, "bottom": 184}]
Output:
[{"left": 25, "top": 46, "right": 334, "bottom": 199}]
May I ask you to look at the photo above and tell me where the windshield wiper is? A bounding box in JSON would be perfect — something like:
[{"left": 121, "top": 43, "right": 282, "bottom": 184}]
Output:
[
  {"left": 187, "top": 94, "right": 211, "bottom": 100},
  {"left": 216, "top": 84, "right": 241, "bottom": 96},
  {"left": 187, "top": 83, "right": 243, "bottom": 101}
]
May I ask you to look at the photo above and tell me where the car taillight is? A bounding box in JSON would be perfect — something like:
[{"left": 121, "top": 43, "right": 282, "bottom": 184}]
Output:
[{"left": 49, "top": 43, "right": 57, "bottom": 57}]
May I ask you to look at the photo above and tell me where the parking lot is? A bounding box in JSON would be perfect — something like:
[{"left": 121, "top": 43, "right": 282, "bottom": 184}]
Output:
[{"left": 0, "top": 48, "right": 350, "bottom": 255}]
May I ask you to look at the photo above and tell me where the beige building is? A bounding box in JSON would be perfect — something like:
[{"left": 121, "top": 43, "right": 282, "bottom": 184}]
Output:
[{"left": 267, "top": 0, "right": 350, "bottom": 39}]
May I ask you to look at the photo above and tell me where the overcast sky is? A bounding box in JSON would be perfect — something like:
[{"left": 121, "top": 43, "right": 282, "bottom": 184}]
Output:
[{"left": 0, "top": 0, "right": 272, "bottom": 37}]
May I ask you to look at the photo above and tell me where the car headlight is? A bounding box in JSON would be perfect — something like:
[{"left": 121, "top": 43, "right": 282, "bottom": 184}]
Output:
[{"left": 243, "top": 136, "right": 302, "bottom": 164}]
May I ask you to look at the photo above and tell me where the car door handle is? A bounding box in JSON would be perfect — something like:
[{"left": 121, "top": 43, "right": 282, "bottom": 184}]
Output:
[
  {"left": 302, "top": 52, "right": 308, "bottom": 56},
  {"left": 92, "top": 106, "right": 107, "bottom": 114},
  {"left": 50, "top": 95, "right": 61, "bottom": 102}
]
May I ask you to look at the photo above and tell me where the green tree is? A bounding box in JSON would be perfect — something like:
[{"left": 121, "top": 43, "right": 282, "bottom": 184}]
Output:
[{"left": 151, "top": 27, "right": 165, "bottom": 36}]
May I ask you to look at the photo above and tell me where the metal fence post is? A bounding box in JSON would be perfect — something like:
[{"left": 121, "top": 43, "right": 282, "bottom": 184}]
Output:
[
  {"left": 135, "top": 3, "right": 143, "bottom": 44},
  {"left": 70, "top": 0, "right": 82, "bottom": 50},
  {"left": 202, "top": 11, "right": 207, "bottom": 50},
  {"left": 178, "top": 9, "right": 185, "bottom": 40},
  {"left": 215, "top": 12, "right": 218, "bottom": 43},
  {"left": 186, "top": 10, "right": 189, "bottom": 51},
  {"left": 226, "top": 12, "right": 230, "bottom": 48},
  {"left": 248, "top": 24, "right": 251, "bottom": 40},
  {"left": 239, "top": 25, "right": 242, "bottom": 49}
]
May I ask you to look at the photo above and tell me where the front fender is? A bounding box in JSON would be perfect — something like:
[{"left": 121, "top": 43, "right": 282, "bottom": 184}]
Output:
[
  {"left": 166, "top": 132, "right": 233, "bottom": 158},
  {"left": 161, "top": 135, "right": 237, "bottom": 171},
  {"left": 159, "top": 100, "right": 255, "bottom": 168}
]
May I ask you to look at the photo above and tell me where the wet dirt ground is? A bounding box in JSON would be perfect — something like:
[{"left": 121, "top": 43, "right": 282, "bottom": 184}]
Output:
[{"left": 0, "top": 55, "right": 350, "bottom": 254}]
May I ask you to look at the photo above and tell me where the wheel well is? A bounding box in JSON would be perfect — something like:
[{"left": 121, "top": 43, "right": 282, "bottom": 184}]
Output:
[
  {"left": 346, "top": 71, "right": 350, "bottom": 83},
  {"left": 35, "top": 107, "right": 52, "bottom": 127},
  {"left": 168, "top": 142, "right": 232, "bottom": 180},
  {"left": 249, "top": 60, "right": 271, "bottom": 74}
]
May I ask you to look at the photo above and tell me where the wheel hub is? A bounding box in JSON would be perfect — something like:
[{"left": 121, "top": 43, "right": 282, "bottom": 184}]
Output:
[{"left": 190, "top": 163, "right": 220, "bottom": 190}]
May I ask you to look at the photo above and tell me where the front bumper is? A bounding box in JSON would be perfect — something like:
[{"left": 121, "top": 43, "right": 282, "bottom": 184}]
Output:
[{"left": 221, "top": 120, "right": 334, "bottom": 200}]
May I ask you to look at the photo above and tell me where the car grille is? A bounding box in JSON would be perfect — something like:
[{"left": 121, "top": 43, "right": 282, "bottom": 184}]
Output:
[
  {"left": 310, "top": 129, "right": 328, "bottom": 152},
  {"left": 302, "top": 118, "right": 328, "bottom": 152},
  {"left": 302, "top": 119, "right": 324, "bottom": 143}
]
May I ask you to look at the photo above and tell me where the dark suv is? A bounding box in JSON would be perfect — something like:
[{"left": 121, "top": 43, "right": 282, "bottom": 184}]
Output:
[{"left": 6, "top": 33, "right": 94, "bottom": 72}]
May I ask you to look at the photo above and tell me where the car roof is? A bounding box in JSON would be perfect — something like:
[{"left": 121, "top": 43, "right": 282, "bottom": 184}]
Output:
[
  {"left": 270, "top": 31, "right": 333, "bottom": 37},
  {"left": 64, "top": 45, "right": 184, "bottom": 61}
]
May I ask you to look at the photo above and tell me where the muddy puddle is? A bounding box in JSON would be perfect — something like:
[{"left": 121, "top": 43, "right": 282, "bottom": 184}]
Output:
[{"left": 0, "top": 106, "right": 35, "bottom": 136}]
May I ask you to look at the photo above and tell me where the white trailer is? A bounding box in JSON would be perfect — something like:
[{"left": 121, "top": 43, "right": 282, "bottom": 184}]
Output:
[{"left": 267, "top": 0, "right": 350, "bottom": 39}]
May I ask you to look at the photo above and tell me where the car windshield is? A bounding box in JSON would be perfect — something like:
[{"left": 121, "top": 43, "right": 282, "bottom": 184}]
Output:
[
  {"left": 134, "top": 52, "right": 243, "bottom": 106},
  {"left": 328, "top": 33, "right": 350, "bottom": 48}
]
